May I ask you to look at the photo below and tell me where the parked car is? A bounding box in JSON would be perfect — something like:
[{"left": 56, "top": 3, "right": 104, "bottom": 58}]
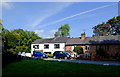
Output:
[
  {"left": 21, "top": 52, "right": 25, "bottom": 59},
  {"left": 32, "top": 51, "right": 48, "bottom": 59},
  {"left": 25, "top": 53, "right": 32, "bottom": 57},
  {"left": 21, "top": 52, "right": 25, "bottom": 57},
  {"left": 66, "top": 50, "right": 77, "bottom": 58},
  {"left": 18, "top": 52, "right": 22, "bottom": 60},
  {"left": 53, "top": 51, "right": 71, "bottom": 59}
]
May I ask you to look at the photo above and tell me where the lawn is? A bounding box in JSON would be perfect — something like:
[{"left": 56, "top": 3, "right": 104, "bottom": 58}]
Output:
[{"left": 2, "top": 59, "right": 120, "bottom": 77}]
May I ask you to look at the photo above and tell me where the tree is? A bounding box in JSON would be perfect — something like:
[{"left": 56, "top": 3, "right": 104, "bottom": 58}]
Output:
[
  {"left": 73, "top": 46, "right": 83, "bottom": 55},
  {"left": 92, "top": 22, "right": 111, "bottom": 36},
  {"left": 0, "top": 19, "right": 2, "bottom": 34},
  {"left": 2, "top": 28, "right": 42, "bottom": 54},
  {"left": 92, "top": 16, "right": 120, "bottom": 36},
  {"left": 57, "top": 24, "right": 70, "bottom": 37}
]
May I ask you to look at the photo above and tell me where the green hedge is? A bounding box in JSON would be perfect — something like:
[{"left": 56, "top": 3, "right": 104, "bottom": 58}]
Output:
[
  {"left": 46, "top": 54, "right": 53, "bottom": 57},
  {"left": 73, "top": 46, "right": 83, "bottom": 54},
  {"left": 41, "top": 50, "right": 43, "bottom": 53}
]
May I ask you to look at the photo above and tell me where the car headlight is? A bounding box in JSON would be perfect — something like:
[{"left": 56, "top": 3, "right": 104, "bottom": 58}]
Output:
[
  {"left": 67, "top": 55, "right": 69, "bottom": 57},
  {"left": 43, "top": 55, "right": 45, "bottom": 57}
]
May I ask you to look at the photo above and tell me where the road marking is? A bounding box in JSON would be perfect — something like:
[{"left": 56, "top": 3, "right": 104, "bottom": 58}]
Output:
[{"left": 103, "top": 64, "right": 109, "bottom": 66}]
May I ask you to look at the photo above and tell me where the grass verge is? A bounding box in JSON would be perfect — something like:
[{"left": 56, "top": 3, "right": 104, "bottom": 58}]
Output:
[{"left": 2, "top": 59, "right": 120, "bottom": 77}]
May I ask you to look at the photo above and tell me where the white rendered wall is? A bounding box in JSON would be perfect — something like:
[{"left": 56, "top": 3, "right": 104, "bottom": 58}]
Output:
[
  {"left": 31, "top": 43, "right": 65, "bottom": 54},
  {"left": 72, "top": 46, "right": 75, "bottom": 51}
]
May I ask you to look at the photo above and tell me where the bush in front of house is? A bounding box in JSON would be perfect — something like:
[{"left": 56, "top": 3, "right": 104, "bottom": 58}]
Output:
[
  {"left": 2, "top": 50, "right": 18, "bottom": 67},
  {"left": 40, "top": 50, "right": 44, "bottom": 53},
  {"left": 46, "top": 54, "right": 53, "bottom": 58},
  {"left": 73, "top": 46, "right": 83, "bottom": 55}
]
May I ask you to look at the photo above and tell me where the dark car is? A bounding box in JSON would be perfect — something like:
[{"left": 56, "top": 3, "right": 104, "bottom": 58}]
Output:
[
  {"left": 32, "top": 51, "right": 48, "bottom": 59},
  {"left": 53, "top": 51, "right": 71, "bottom": 59}
]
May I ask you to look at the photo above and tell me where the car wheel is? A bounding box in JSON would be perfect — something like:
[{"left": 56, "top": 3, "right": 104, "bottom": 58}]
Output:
[
  {"left": 40, "top": 56, "right": 43, "bottom": 59},
  {"left": 53, "top": 56, "right": 56, "bottom": 59},
  {"left": 37, "top": 57, "right": 40, "bottom": 60},
  {"left": 32, "top": 56, "right": 35, "bottom": 59},
  {"left": 64, "top": 57, "right": 67, "bottom": 60}
]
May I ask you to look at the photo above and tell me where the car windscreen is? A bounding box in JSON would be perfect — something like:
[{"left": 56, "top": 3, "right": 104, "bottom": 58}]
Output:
[
  {"left": 59, "top": 51, "right": 65, "bottom": 54},
  {"left": 35, "top": 52, "right": 40, "bottom": 54}
]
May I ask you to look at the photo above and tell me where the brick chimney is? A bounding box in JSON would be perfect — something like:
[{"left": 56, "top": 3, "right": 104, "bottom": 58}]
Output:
[
  {"left": 54, "top": 33, "right": 58, "bottom": 39},
  {"left": 81, "top": 32, "right": 85, "bottom": 39}
]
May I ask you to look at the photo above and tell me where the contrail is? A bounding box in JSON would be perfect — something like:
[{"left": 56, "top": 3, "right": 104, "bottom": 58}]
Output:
[{"left": 39, "top": 4, "right": 113, "bottom": 28}]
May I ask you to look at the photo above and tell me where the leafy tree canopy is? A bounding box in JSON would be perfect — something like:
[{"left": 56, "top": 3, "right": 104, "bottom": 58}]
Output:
[
  {"left": 92, "top": 16, "right": 120, "bottom": 36},
  {"left": 2, "top": 28, "right": 42, "bottom": 54},
  {"left": 57, "top": 24, "right": 70, "bottom": 37},
  {"left": 73, "top": 46, "right": 83, "bottom": 55}
]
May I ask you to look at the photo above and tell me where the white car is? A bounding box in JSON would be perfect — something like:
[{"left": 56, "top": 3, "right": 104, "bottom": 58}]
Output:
[
  {"left": 25, "top": 53, "right": 32, "bottom": 57},
  {"left": 21, "top": 52, "right": 25, "bottom": 57}
]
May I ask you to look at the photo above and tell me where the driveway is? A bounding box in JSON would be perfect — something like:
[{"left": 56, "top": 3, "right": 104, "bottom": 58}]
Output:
[{"left": 44, "top": 58, "right": 120, "bottom": 66}]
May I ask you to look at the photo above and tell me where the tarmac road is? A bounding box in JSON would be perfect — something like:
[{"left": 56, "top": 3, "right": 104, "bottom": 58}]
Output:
[{"left": 44, "top": 58, "right": 120, "bottom": 66}]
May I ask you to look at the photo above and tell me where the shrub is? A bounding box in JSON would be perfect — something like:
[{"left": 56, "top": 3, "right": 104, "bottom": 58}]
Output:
[
  {"left": 2, "top": 50, "right": 18, "bottom": 67},
  {"left": 73, "top": 46, "right": 83, "bottom": 55},
  {"left": 7, "top": 48, "right": 17, "bottom": 54},
  {"left": 41, "top": 50, "right": 43, "bottom": 53},
  {"left": 46, "top": 54, "right": 53, "bottom": 57}
]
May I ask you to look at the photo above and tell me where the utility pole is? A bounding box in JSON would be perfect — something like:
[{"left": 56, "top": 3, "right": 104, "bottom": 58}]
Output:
[{"left": 0, "top": 19, "right": 2, "bottom": 52}]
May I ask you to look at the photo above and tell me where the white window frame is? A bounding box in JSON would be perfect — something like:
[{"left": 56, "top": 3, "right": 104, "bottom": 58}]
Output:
[
  {"left": 54, "top": 44, "right": 60, "bottom": 49},
  {"left": 44, "top": 44, "right": 49, "bottom": 49},
  {"left": 33, "top": 45, "right": 39, "bottom": 49},
  {"left": 85, "top": 45, "right": 89, "bottom": 51}
]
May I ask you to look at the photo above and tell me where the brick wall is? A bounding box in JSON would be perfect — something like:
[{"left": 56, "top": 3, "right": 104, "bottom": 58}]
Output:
[
  {"left": 80, "top": 46, "right": 86, "bottom": 53},
  {"left": 65, "top": 45, "right": 86, "bottom": 54},
  {"left": 89, "top": 45, "right": 120, "bottom": 56},
  {"left": 65, "top": 46, "right": 72, "bottom": 51}
]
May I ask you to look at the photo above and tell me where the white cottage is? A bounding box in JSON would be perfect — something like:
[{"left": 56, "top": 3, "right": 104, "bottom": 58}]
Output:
[{"left": 31, "top": 34, "right": 69, "bottom": 54}]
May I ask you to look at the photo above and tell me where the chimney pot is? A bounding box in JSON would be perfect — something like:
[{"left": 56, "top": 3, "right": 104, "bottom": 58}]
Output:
[
  {"left": 81, "top": 32, "right": 85, "bottom": 39},
  {"left": 54, "top": 33, "right": 58, "bottom": 39}
]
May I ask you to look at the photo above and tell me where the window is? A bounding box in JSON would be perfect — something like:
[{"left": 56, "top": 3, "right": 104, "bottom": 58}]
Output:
[
  {"left": 44, "top": 44, "right": 49, "bottom": 49},
  {"left": 44, "top": 52, "right": 51, "bottom": 54},
  {"left": 35, "top": 52, "right": 40, "bottom": 54},
  {"left": 54, "top": 44, "right": 60, "bottom": 49},
  {"left": 33, "top": 45, "right": 39, "bottom": 49},
  {"left": 59, "top": 51, "right": 64, "bottom": 54},
  {"left": 85, "top": 45, "right": 89, "bottom": 51}
]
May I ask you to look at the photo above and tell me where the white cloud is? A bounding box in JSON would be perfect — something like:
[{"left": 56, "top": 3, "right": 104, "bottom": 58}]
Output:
[
  {"left": 34, "top": 29, "right": 45, "bottom": 37},
  {"left": 3, "top": 0, "right": 120, "bottom": 2},
  {"left": 34, "top": 30, "right": 44, "bottom": 34},
  {"left": 38, "top": 4, "right": 114, "bottom": 28},
  {"left": 29, "top": 2, "right": 73, "bottom": 28},
  {"left": 47, "top": 37, "right": 51, "bottom": 38},
  {"left": 0, "top": 1, "right": 13, "bottom": 9},
  {"left": 49, "top": 29, "right": 58, "bottom": 33},
  {"left": 31, "top": 17, "right": 47, "bottom": 28}
]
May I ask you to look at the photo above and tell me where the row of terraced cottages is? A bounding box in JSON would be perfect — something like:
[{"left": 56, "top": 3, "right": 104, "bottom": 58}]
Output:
[{"left": 31, "top": 33, "right": 120, "bottom": 58}]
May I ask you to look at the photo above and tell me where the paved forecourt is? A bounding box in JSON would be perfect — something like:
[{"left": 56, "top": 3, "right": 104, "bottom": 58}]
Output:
[{"left": 44, "top": 58, "right": 120, "bottom": 66}]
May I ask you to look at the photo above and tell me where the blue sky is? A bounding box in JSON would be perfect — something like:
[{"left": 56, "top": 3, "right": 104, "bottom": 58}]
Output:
[{"left": 2, "top": 2, "right": 118, "bottom": 38}]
